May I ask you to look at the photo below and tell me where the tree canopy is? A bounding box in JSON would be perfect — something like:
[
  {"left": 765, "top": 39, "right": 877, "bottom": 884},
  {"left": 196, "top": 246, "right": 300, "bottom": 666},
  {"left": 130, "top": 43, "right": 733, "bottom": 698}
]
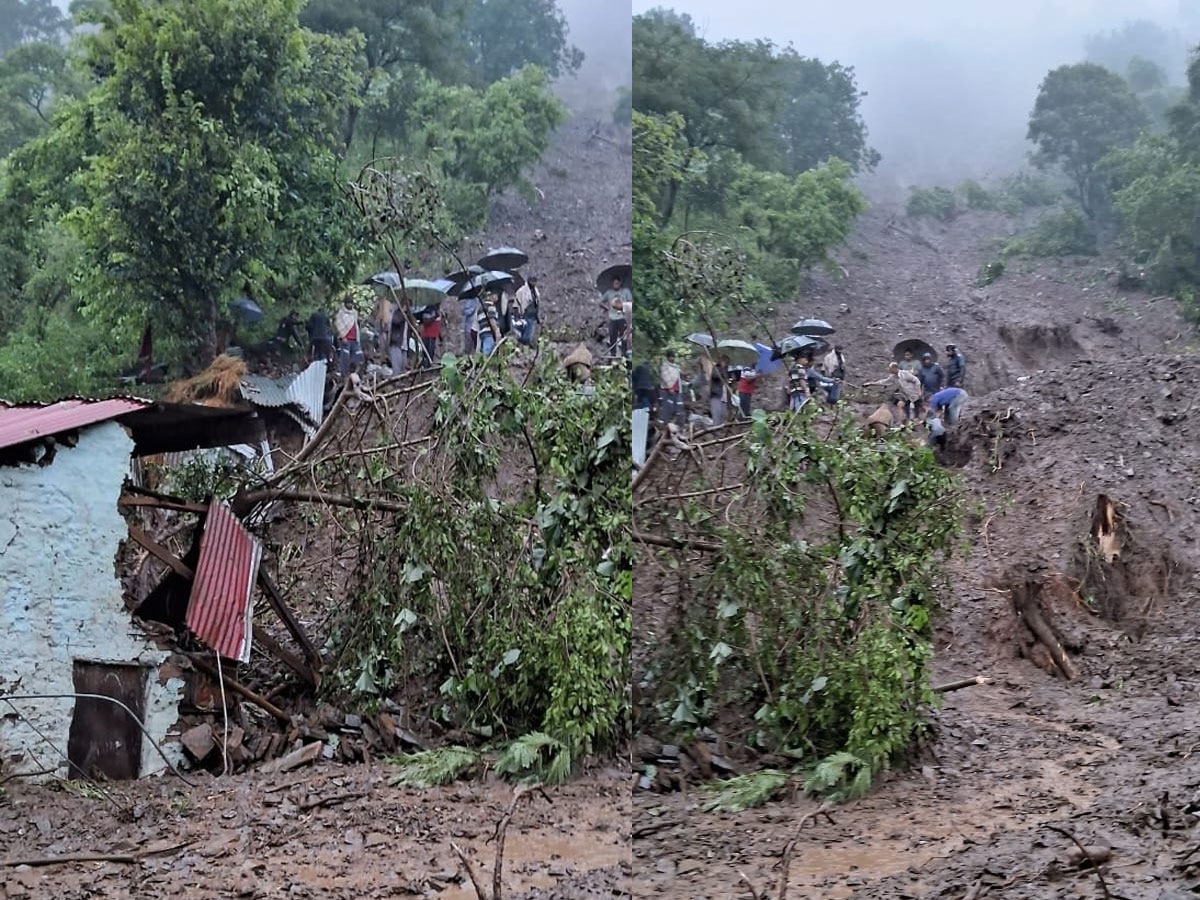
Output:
[{"left": 1027, "top": 62, "right": 1149, "bottom": 218}]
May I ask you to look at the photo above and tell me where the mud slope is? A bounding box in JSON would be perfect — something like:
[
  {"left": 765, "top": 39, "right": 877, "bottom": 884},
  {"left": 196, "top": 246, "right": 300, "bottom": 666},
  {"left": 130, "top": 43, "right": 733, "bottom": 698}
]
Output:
[{"left": 633, "top": 205, "right": 1200, "bottom": 899}]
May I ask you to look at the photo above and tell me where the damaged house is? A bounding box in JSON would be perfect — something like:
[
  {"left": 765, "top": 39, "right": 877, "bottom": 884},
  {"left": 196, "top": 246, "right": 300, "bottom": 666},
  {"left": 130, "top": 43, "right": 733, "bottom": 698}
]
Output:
[{"left": 0, "top": 397, "right": 287, "bottom": 782}]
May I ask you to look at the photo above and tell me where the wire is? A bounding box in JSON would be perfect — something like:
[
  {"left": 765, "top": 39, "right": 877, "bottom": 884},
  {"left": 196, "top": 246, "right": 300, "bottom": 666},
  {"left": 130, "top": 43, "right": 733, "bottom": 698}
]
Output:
[
  {"left": 214, "top": 653, "right": 230, "bottom": 777},
  {"left": 2, "top": 692, "right": 197, "bottom": 786}
]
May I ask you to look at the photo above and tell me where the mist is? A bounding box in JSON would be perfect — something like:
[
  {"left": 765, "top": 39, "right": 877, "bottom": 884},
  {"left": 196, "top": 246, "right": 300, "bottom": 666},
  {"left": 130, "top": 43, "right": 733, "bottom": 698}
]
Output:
[
  {"left": 556, "top": 0, "right": 632, "bottom": 117},
  {"left": 633, "top": 0, "right": 1199, "bottom": 197}
]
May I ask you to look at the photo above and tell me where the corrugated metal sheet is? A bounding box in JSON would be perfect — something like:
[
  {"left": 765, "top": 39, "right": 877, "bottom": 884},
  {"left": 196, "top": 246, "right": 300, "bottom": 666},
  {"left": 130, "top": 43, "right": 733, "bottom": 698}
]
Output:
[
  {"left": 186, "top": 501, "right": 262, "bottom": 663},
  {"left": 286, "top": 360, "right": 327, "bottom": 430},
  {"left": 0, "top": 398, "right": 149, "bottom": 451},
  {"left": 238, "top": 360, "right": 326, "bottom": 437}
]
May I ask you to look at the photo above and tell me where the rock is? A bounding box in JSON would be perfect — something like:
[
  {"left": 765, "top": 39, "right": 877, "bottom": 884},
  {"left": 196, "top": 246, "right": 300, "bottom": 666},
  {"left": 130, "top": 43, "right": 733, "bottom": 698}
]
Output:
[
  {"left": 343, "top": 713, "right": 362, "bottom": 730},
  {"left": 635, "top": 734, "right": 662, "bottom": 762},
  {"left": 262, "top": 740, "right": 323, "bottom": 774},
  {"left": 1064, "top": 844, "right": 1112, "bottom": 868},
  {"left": 181, "top": 724, "right": 216, "bottom": 762}
]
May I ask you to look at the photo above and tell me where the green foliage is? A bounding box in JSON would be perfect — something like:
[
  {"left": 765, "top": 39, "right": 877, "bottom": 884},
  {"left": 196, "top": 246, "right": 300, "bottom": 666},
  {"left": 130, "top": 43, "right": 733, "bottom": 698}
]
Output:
[
  {"left": 906, "top": 185, "right": 957, "bottom": 221},
  {"left": 997, "top": 170, "right": 1060, "bottom": 212},
  {"left": 460, "top": 0, "right": 582, "bottom": 86},
  {"left": 7, "top": 0, "right": 368, "bottom": 369},
  {"left": 1085, "top": 20, "right": 1187, "bottom": 87},
  {"left": 388, "top": 746, "right": 481, "bottom": 788},
  {"left": 0, "top": 0, "right": 65, "bottom": 56},
  {"left": 632, "top": 9, "right": 876, "bottom": 223},
  {"left": 409, "top": 66, "right": 566, "bottom": 225},
  {"left": 976, "top": 260, "right": 1005, "bottom": 286},
  {"left": 327, "top": 349, "right": 631, "bottom": 774},
  {"left": 1003, "top": 207, "right": 1098, "bottom": 258},
  {"left": 958, "top": 179, "right": 997, "bottom": 211},
  {"left": 701, "top": 770, "right": 788, "bottom": 812},
  {"left": 0, "top": 300, "right": 120, "bottom": 399},
  {"left": 1027, "top": 63, "right": 1149, "bottom": 218},
  {"left": 494, "top": 732, "right": 572, "bottom": 785},
  {"left": 802, "top": 750, "right": 872, "bottom": 800},
  {"left": 641, "top": 411, "right": 963, "bottom": 796}
]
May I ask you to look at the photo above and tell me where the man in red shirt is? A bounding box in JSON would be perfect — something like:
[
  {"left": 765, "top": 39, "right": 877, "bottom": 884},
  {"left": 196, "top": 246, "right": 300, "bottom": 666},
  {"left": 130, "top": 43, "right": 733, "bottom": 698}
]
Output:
[
  {"left": 737, "top": 369, "right": 758, "bottom": 418},
  {"left": 419, "top": 307, "right": 442, "bottom": 365},
  {"left": 334, "top": 295, "right": 363, "bottom": 377}
]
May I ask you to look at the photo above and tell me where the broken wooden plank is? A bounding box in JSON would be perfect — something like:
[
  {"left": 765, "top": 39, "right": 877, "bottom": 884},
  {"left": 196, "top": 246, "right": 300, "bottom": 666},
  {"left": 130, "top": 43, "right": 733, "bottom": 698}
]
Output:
[
  {"left": 252, "top": 624, "right": 316, "bottom": 688},
  {"left": 119, "top": 495, "right": 208, "bottom": 514},
  {"left": 262, "top": 740, "right": 323, "bottom": 774},
  {"left": 127, "top": 524, "right": 194, "bottom": 580},
  {"left": 258, "top": 570, "right": 323, "bottom": 681}
]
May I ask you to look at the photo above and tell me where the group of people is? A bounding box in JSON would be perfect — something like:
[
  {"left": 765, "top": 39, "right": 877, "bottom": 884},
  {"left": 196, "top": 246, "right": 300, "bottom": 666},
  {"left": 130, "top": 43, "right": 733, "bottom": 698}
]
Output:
[
  {"left": 636, "top": 335, "right": 972, "bottom": 452},
  {"left": 302, "top": 275, "right": 547, "bottom": 380}
]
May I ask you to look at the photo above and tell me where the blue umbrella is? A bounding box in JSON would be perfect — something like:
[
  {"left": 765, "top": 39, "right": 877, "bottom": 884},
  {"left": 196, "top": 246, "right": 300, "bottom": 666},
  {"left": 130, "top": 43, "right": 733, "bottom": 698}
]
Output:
[
  {"left": 754, "top": 343, "right": 784, "bottom": 375},
  {"left": 229, "top": 295, "right": 263, "bottom": 324}
]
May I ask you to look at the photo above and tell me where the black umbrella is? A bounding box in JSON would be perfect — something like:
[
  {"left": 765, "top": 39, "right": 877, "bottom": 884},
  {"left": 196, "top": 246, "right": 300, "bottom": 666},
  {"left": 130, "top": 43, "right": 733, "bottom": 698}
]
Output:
[
  {"left": 445, "top": 265, "right": 487, "bottom": 296},
  {"left": 458, "top": 270, "right": 514, "bottom": 300},
  {"left": 790, "top": 318, "right": 835, "bottom": 336},
  {"left": 771, "top": 334, "right": 822, "bottom": 361},
  {"left": 478, "top": 246, "right": 529, "bottom": 270},
  {"left": 597, "top": 263, "right": 632, "bottom": 293},
  {"left": 894, "top": 338, "right": 937, "bottom": 363},
  {"left": 505, "top": 270, "right": 526, "bottom": 291}
]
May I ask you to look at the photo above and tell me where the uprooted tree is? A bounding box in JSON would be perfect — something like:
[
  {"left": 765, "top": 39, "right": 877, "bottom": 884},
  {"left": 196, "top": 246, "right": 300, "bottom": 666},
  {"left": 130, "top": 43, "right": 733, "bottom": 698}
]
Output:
[
  {"left": 235, "top": 344, "right": 632, "bottom": 781},
  {"left": 634, "top": 408, "right": 962, "bottom": 802}
]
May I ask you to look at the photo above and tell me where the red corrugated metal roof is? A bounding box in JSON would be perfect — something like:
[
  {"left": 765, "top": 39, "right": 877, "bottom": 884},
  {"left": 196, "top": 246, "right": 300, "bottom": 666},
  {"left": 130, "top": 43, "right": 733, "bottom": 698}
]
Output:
[
  {"left": 0, "top": 398, "right": 150, "bottom": 451},
  {"left": 187, "top": 501, "right": 262, "bottom": 663}
]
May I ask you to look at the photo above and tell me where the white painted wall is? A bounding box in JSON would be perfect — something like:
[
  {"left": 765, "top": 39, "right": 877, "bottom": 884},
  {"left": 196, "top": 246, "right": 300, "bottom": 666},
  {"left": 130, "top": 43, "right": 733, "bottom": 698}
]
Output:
[{"left": 0, "top": 421, "right": 184, "bottom": 780}]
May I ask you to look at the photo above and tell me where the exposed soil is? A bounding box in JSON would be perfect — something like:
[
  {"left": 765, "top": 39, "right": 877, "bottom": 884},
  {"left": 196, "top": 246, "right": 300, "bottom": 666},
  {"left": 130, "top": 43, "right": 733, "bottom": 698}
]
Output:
[
  {"left": 1, "top": 113, "right": 633, "bottom": 899},
  {"left": 633, "top": 205, "right": 1200, "bottom": 898}
]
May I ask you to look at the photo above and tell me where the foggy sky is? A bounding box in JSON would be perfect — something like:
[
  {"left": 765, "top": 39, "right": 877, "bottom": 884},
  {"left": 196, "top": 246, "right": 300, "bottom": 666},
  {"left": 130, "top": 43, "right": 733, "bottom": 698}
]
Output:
[{"left": 633, "top": 0, "right": 1198, "bottom": 194}]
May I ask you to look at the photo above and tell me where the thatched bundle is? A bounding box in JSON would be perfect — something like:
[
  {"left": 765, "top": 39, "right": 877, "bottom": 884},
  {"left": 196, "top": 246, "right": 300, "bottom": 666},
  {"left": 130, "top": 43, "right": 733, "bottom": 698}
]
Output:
[{"left": 164, "top": 355, "right": 248, "bottom": 406}]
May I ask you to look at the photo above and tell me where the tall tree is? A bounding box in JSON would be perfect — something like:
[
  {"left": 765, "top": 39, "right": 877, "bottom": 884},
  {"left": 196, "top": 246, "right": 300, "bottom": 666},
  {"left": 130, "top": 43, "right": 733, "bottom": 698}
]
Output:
[
  {"left": 461, "top": 0, "right": 582, "bottom": 86},
  {"left": 42, "top": 0, "right": 365, "bottom": 366},
  {"left": 773, "top": 51, "right": 878, "bottom": 176},
  {"left": 0, "top": 0, "right": 64, "bottom": 56},
  {"left": 1027, "top": 63, "right": 1149, "bottom": 218}
]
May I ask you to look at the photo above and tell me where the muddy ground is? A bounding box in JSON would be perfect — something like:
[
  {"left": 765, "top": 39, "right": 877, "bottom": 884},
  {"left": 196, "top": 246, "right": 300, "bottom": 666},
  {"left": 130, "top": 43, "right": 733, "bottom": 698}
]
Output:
[
  {"left": 0, "top": 113, "right": 633, "bottom": 899},
  {"left": 633, "top": 205, "right": 1200, "bottom": 898}
]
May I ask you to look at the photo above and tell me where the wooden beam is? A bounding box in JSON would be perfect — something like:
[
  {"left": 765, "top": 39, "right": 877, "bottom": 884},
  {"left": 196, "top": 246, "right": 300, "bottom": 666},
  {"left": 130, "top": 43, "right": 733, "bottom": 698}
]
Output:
[
  {"left": 252, "top": 624, "right": 316, "bottom": 688},
  {"left": 119, "top": 495, "right": 208, "bottom": 514},
  {"left": 258, "top": 570, "right": 323, "bottom": 681},
  {"left": 126, "top": 524, "right": 194, "bottom": 579},
  {"left": 186, "top": 654, "right": 290, "bottom": 724}
]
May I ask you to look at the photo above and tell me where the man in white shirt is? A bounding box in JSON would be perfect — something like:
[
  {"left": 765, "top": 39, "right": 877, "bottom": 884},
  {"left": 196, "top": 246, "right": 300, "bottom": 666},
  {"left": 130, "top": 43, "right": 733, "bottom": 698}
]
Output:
[{"left": 333, "top": 296, "right": 363, "bottom": 377}]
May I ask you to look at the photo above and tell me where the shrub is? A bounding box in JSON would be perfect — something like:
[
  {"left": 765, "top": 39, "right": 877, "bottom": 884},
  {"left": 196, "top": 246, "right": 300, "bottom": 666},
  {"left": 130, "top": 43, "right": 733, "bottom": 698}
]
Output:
[
  {"left": 906, "top": 185, "right": 957, "bottom": 221},
  {"left": 1003, "top": 207, "right": 1098, "bottom": 257},
  {"left": 958, "top": 179, "right": 998, "bottom": 211},
  {"left": 976, "top": 260, "right": 1006, "bottom": 286}
]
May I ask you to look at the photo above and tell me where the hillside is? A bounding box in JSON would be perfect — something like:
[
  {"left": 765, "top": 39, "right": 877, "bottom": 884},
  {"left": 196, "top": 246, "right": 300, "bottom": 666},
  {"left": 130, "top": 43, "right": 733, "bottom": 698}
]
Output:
[{"left": 632, "top": 205, "right": 1200, "bottom": 899}]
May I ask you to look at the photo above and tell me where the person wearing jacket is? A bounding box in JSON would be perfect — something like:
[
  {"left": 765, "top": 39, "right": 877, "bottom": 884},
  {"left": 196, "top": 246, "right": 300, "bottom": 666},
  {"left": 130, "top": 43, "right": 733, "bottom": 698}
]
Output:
[
  {"left": 944, "top": 344, "right": 967, "bottom": 388},
  {"left": 334, "top": 295, "right": 363, "bottom": 377},
  {"left": 659, "top": 350, "right": 682, "bottom": 424},
  {"left": 865, "top": 361, "right": 923, "bottom": 422},
  {"left": 736, "top": 369, "right": 758, "bottom": 418},
  {"left": 916, "top": 353, "right": 945, "bottom": 396},
  {"left": 785, "top": 364, "right": 811, "bottom": 412}
]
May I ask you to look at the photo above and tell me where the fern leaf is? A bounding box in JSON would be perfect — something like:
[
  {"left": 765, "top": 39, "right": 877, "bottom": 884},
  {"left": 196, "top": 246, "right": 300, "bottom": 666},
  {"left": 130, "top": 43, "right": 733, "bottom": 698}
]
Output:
[
  {"left": 388, "top": 746, "right": 479, "bottom": 788},
  {"left": 700, "top": 770, "right": 789, "bottom": 812}
]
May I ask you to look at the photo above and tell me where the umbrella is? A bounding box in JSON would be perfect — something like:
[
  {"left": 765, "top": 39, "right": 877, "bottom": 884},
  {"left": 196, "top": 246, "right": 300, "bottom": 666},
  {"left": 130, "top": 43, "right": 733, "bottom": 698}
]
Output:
[
  {"left": 505, "top": 270, "right": 526, "bottom": 291},
  {"left": 894, "top": 338, "right": 937, "bottom": 363},
  {"left": 596, "top": 263, "right": 632, "bottom": 293},
  {"left": 772, "top": 334, "right": 822, "bottom": 360},
  {"left": 369, "top": 271, "right": 402, "bottom": 289},
  {"left": 478, "top": 246, "right": 529, "bottom": 270},
  {"left": 229, "top": 295, "right": 263, "bottom": 324},
  {"left": 754, "top": 343, "right": 784, "bottom": 375},
  {"left": 430, "top": 277, "right": 456, "bottom": 294},
  {"left": 445, "top": 265, "right": 487, "bottom": 295},
  {"left": 790, "top": 318, "right": 835, "bottom": 336},
  {"left": 715, "top": 339, "right": 760, "bottom": 367},
  {"left": 459, "top": 270, "right": 515, "bottom": 299},
  {"left": 685, "top": 332, "right": 715, "bottom": 348},
  {"left": 374, "top": 276, "right": 450, "bottom": 307}
]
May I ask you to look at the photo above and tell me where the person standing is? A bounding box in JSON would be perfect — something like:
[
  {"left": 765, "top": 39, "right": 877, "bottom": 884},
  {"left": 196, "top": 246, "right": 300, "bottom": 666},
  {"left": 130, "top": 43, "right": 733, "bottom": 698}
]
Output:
[
  {"left": 478, "top": 296, "right": 500, "bottom": 356},
  {"left": 632, "top": 361, "right": 656, "bottom": 411},
  {"left": 709, "top": 358, "right": 729, "bottom": 425},
  {"left": 334, "top": 295, "right": 363, "bottom": 377},
  {"left": 514, "top": 276, "right": 541, "bottom": 345},
  {"left": 602, "top": 276, "right": 632, "bottom": 356},
  {"left": 822, "top": 345, "right": 847, "bottom": 381},
  {"left": 916, "top": 353, "right": 945, "bottom": 397},
  {"left": 944, "top": 344, "right": 967, "bottom": 388},
  {"left": 389, "top": 305, "right": 409, "bottom": 374},
  {"left": 736, "top": 369, "right": 758, "bottom": 418},
  {"left": 898, "top": 349, "right": 920, "bottom": 375},
  {"left": 461, "top": 295, "right": 478, "bottom": 354},
  {"left": 419, "top": 307, "right": 442, "bottom": 365},
  {"left": 864, "top": 362, "right": 923, "bottom": 423},
  {"left": 307, "top": 308, "right": 334, "bottom": 363},
  {"left": 785, "top": 364, "right": 811, "bottom": 412}
]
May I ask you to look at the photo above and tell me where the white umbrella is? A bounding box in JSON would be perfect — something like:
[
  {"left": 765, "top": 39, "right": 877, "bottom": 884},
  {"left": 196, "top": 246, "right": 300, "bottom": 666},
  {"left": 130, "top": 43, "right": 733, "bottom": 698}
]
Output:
[{"left": 715, "top": 339, "right": 760, "bottom": 367}]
